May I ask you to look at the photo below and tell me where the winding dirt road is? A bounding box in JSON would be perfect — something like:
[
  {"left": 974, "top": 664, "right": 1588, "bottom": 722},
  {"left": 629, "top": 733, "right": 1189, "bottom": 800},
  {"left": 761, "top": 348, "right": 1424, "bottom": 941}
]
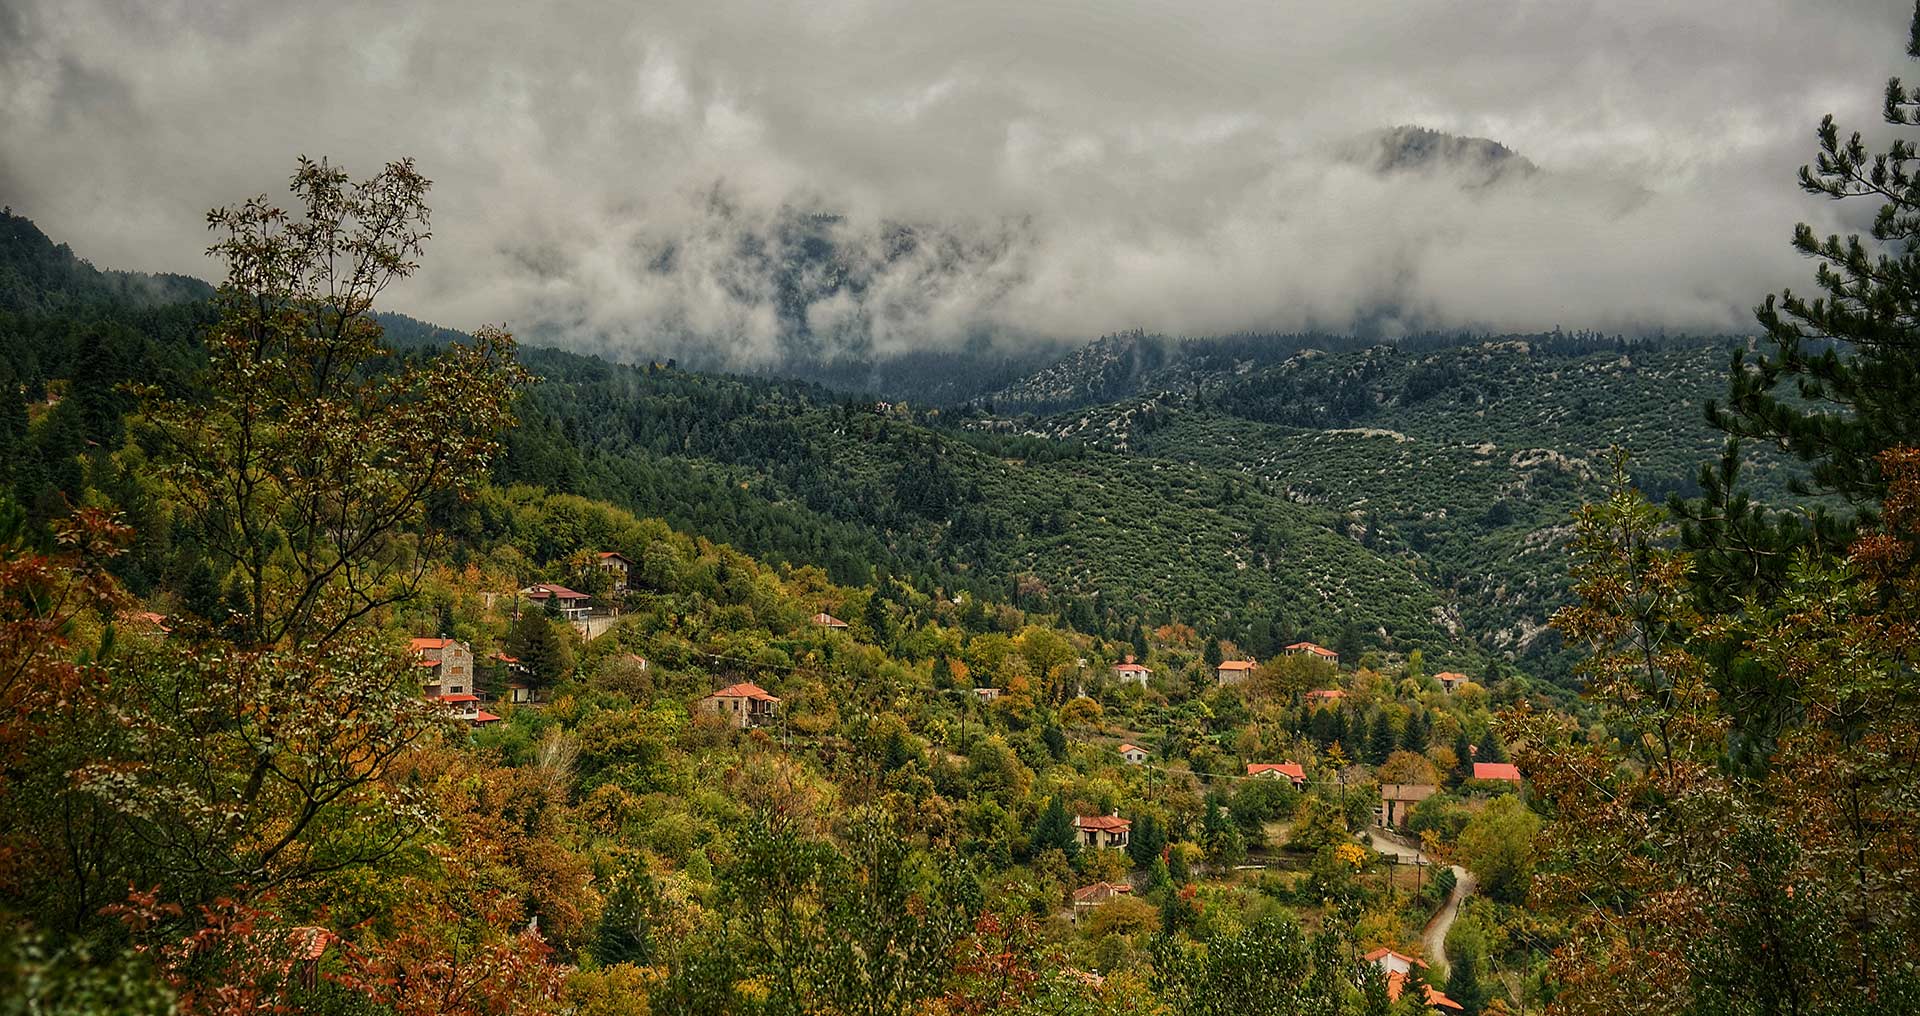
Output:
[{"left": 1367, "top": 828, "right": 1475, "bottom": 971}]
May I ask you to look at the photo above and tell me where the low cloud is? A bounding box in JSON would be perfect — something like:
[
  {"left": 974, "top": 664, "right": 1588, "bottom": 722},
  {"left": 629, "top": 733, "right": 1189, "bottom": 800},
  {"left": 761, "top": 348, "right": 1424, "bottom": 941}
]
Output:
[{"left": 0, "top": 0, "right": 1909, "bottom": 366}]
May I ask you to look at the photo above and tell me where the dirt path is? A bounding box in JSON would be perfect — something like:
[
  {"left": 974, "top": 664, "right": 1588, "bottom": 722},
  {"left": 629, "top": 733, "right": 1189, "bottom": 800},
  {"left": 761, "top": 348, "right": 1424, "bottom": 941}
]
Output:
[{"left": 1367, "top": 827, "right": 1474, "bottom": 972}]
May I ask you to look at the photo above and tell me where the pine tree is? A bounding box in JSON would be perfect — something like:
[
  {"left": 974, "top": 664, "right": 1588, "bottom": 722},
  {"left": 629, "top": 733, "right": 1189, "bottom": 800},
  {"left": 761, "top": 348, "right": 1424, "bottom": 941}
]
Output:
[
  {"left": 1127, "top": 813, "right": 1168, "bottom": 868},
  {"left": 595, "top": 861, "right": 660, "bottom": 966},
  {"left": 1367, "top": 711, "right": 1396, "bottom": 765},
  {"left": 1336, "top": 621, "right": 1361, "bottom": 664},
  {"left": 930, "top": 655, "right": 954, "bottom": 689},
  {"left": 1445, "top": 936, "right": 1490, "bottom": 1015},
  {"left": 1402, "top": 710, "right": 1431, "bottom": 754},
  {"left": 1328, "top": 710, "right": 1350, "bottom": 754},
  {"left": 864, "top": 592, "right": 894, "bottom": 645},
  {"left": 180, "top": 558, "right": 223, "bottom": 625},
  {"left": 1686, "top": 4, "right": 1920, "bottom": 602},
  {"left": 1203, "top": 638, "right": 1223, "bottom": 668},
  {"left": 1476, "top": 729, "right": 1507, "bottom": 764},
  {"left": 1451, "top": 729, "right": 1476, "bottom": 787},
  {"left": 1030, "top": 795, "right": 1078, "bottom": 859},
  {"left": 508, "top": 610, "right": 567, "bottom": 687},
  {"left": 1042, "top": 724, "right": 1067, "bottom": 760}
]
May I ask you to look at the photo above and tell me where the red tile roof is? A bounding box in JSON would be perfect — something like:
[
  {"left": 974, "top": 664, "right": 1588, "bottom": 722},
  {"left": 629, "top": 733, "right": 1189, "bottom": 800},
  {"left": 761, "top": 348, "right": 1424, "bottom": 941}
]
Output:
[
  {"left": 410, "top": 637, "right": 456, "bottom": 651},
  {"left": 1286, "top": 641, "right": 1338, "bottom": 658},
  {"left": 1385, "top": 971, "right": 1463, "bottom": 1010},
  {"left": 1075, "top": 814, "right": 1132, "bottom": 833},
  {"left": 1305, "top": 688, "right": 1347, "bottom": 700},
  {"left": 490, "top": 653, "right": 520, "bottom": 663},
  {"left": 1473, "top": 762, "right": 1522, "bottom": 782},
  {"left": 436, "top": 693, "right": 479, "bottom": 703},
  {"left": 288, "top": 926, "right": 337, "bottom": 961},
  {"left": 126, "top": 610, "right": 171, "bottom": 633},
  {"left": 524, "top": 583, "right": 589, "bottom": 600},
  {"left": 473, "top": 710, "right": 502, "bottom": 724},
  {"left": 1113, "top": 662, "right": 1151, "bottom": 673},
  {"left": 1435, "top": 671, "right": 1469, "bottom": 682},
  {"left": 597, "top": 551, "right": 633, "bottom": 564},
  {"left": 1217, "top": 659, "right": 1256, "bottom": 671},
  {"left": 707, "top": 682, "right": 780, "bottom": 703},
  {"left": 1070, "top": 881, "right": 1133, "bottom": 903},
  {"left": 1247, "top": 762, "right": 1306, "bottom": 781},
  {"left": 1362, "top": 947, "right": 1427, "bottom": 968},
  {"left": 1118, "top": 743, "right": 1147, "bottom": 755},
  {"left": 812, "top": 612, "right": 848, "bottom": 628}
]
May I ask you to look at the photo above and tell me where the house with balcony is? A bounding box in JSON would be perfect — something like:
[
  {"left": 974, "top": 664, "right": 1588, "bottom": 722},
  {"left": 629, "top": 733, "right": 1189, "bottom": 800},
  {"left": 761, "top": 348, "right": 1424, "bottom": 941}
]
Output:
[
  {"left": 412, "top": 637, "right": 498, "bottom": 725},
  {"left": 595, "top": 552, "right": 634, "bottom": 592},
  {"left": 1074, "top": 813, "right": 1131, "bottom": 849},
  {"left": 522, "top": 583, "right": 591, "bottom": 619},
  {"left": 701, "top": 681, "right": 781, "bottom": 729}
]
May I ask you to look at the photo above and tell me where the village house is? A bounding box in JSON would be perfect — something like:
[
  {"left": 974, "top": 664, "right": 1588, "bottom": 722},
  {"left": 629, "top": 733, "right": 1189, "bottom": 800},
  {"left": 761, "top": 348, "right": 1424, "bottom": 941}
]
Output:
[
  {"left": 1112, "top": 655, "right": 1153, "bottom": 685},
  {"left": 1118, "top": 743, "right": 1149, "bottom": 765},
  {"left": 972, "top": 687, "right": 1001, "bottom": 703},
  {"left": 812, "top": 612, "right": 849, "bottom": 629},
  {"left": 288, "top": 927, "right": 339, "bottom": 992},
  {"left": 1379, "top": 783, "right": 1438, "bottom": 829},
  {"left": 1362, "top": 949, "right": 1464, "bottom": 1012},
  {"left": 1074, "top": 812, "right": 1131, "bottom": 849},
  {"left": 1246, "top": 762, "right": 1306, "bottom": 786},
  {"left": 412, "top": 637, "right": 500, "bottom": 725},
  {"left": 594, "top": 551, "right": 634, "bottom": 592},
  {"left": 522, "top": 583, "right": 591, "bottom": 620},
  {"left": 701, "top": 681, "right": 780, "bottom": 729},
  {"left": 1435, "top": 671, "right": 1468, "bottom": 693},
  {"left": 123, "top": 610, "right": 172, "bottom": 636},
  {"left": 1304, "top": 688, "right": 1347, "bottom": 707},
  {"left": 1473, "top": 762, "right": 1523, "bottom": 785},
  {"left": 1284, "top": 641, "right": 1339, "bottom": 666},
  {"left": 1215, "top": 659, "right": 1256, "bottom": 684},
  {"left": 1070, "top": 881, "right": 1132, "bottom": 921},
  {"left": 488, "top": 652, "right": 539, "bottom": 704}
]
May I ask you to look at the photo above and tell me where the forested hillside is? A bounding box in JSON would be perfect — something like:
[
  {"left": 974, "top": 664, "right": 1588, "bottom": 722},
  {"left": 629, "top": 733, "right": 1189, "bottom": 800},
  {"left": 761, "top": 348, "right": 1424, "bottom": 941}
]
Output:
[
  {"left": 2, "top": 207, "right": 1809, "bottom": 680},
  {"left": 961, "top": 337, "right": 1802, "bottom": 672}
]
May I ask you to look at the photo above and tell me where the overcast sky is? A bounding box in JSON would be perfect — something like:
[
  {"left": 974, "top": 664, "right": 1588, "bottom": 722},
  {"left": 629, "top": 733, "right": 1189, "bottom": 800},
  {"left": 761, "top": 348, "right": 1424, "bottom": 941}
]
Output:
[{"left": 1, "top": 1, "right": 1913, "bottom": 364}]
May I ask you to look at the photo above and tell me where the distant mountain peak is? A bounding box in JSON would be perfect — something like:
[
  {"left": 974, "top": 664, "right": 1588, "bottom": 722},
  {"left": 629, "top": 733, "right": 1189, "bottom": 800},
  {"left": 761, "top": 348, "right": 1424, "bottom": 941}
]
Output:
[{"left": 1346, "top": 125, "right": 1539, "bottom": 187}]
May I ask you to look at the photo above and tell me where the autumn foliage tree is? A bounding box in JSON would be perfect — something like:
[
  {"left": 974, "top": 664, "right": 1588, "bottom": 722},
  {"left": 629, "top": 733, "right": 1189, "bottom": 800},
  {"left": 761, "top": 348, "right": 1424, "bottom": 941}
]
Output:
[
  {"left": 1509, "top": 451, "right": 1920, "bottom": 1014},
  {"left": 1, "top": 158, "right": 545, "bottom": 1012}
]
